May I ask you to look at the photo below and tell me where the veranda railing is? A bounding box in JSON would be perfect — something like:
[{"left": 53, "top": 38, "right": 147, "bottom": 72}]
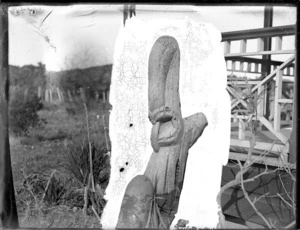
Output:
[{"left": 221, "top": 25, "right": 296, "bottom": 167}]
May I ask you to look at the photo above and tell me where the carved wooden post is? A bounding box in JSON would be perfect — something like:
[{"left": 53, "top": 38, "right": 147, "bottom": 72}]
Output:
[
  {"left": 116, "top": 36, "right": 207, "bottom": 229},
  {"left": 0, "top": 4, "right": 19, "bottom": 228},
  {"left": 102, "top": 17, "right": 230, "bottom": 229}
]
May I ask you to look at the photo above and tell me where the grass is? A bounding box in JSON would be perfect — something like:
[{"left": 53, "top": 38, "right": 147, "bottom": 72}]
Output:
[{"left": 9, "top": 100, "right": 110, "bottom": 228}]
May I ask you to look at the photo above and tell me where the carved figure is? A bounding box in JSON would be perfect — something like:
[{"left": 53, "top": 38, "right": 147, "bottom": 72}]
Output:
[{"left": 117, "top": 36, "right": 208, "bottom": 229}]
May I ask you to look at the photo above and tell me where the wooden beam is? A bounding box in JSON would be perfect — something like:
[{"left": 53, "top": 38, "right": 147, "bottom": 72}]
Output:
[
  {"left": 0, "top": 4, "right": 19, "bottom": 228},
  {"left": 224, "top": 49, "right": 294, "bottom": 58},
  {"left": 228, "top": 80, "right": 261, "bottom": 85},
  {"left": 230, "top": 139, "right": 289, "bottom": 155},
  {"left": 258, "top": 116, "right": 289, "bottom": 144},
  {"left": 221, "top": 24, "right": 295, "bottom": 42},
  {"left": 228, "top": 152, "right": 294, "bottom": 168},
  {"left": 225, "top": 56, "right": 295, "bottom": 68},
  {"left": 277, "top": 99, "right": 293, "bottom": 104}
]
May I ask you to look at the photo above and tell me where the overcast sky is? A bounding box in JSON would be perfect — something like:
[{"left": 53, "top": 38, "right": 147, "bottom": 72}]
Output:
[{"left": 8, "top": 5, "right": 296, "bottom": 71}]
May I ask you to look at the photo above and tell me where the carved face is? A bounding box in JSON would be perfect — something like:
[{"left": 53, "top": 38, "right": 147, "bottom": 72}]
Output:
[
  {"left": 117, "top": 175, "right": 154, "bottom": 228},
  {"left": 149, "top": 106, "right": 184, "bottom": 152}
]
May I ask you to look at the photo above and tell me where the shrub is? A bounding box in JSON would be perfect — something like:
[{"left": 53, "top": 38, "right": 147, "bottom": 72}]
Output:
[
  {"left": 63, "top": 139, "right": 110, "bottom": 188},
  {"left": 9, "top": 92, "right": 45, "bottom": 136}
]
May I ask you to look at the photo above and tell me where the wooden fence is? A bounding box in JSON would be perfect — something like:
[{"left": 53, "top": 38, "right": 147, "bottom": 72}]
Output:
[{"left": 14, "top": 86, "right": 110, "bottom": 104}]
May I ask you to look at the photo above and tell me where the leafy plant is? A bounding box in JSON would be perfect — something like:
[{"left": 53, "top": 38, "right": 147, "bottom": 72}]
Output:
[
  {"left": 63, "top": 139, "right": 110, "bottom": 188},
  {"left": 9, "top": 92, "right": 45, "bottom": 136}
]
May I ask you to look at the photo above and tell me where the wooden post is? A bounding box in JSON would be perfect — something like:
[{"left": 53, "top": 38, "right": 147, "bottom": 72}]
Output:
[
  {"left": 224, "top": 41, "right": 231, "bottom": 55},
  {"left": 262, "top": 6, "right": 273, "bottom": 120},
  {"left": 123, "top": 5, "right": 129, "bottom": 26},
  {"left": 288, "top": 52, "right": 297, "bottom": 164},
  {"left": 37, "top": 86, "right": 42, "bottom": 98},
  {"left": 56, "top": 87, "right": 62, "bottom": 102},
  {"left": 123, "top": 4, "right": 135, "bottom": 26},
  {"left": 232, "top": 61, "right": 236, "bottom": 72},
  {"left": 102, "top": 91, "right": 106, "bottom": 103},
  {"left": 49, "top": 89, "right": 53, "bottom": 103},
  {"left": 254, "top": 63, "right": 259, "bottom": 73},
  {"left": 257, "top": 84, "right": 264, "bottom": 130},
  {"left": 45, "top": 89, "right": 49, "bottom": 102},
  {"left": 95, "top": 91, "right": 99, "bottom": 101},
  {"left": 274, "top": 70, "right": 283, "bottom": 132},
  {"left": 0, "top": 4, "right": 19, "bottom": 228},
  {"left": 68, "top": 89, "right": 73, "bottom": 102},
  {"left": 60, "top": 89, "right": 64, "bottom": 102},
  {"left": 275, "top": 36, "right": 282, "bottom": 51},
  {"left": 240, "top": 39, "right": 247, "bottom": 71}
]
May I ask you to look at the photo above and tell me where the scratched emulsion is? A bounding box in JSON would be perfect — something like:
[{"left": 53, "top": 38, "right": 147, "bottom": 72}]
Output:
[{"left": 101, "top": 17, "right": 231, "bottom": 229}]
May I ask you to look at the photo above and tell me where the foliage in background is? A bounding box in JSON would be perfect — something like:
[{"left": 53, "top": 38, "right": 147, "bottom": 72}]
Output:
[
  {"left": 9, "top": 63, "right": 47, "bottom": 98},
  {"left": 9, "top": 92, "right": 45, "bottom": 136},
  {"left": 59, "top": 65, "right": 112, "bottom": 104}
]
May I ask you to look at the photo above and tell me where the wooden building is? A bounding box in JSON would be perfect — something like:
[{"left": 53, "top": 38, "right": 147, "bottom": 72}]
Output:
[{"left": 220, "top": 7, "right": 296, "bottom": 228}]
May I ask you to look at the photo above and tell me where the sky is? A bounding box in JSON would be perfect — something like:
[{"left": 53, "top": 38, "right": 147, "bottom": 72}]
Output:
[{"left": 8, "top": 4, "right": 296, "bottom": 71}]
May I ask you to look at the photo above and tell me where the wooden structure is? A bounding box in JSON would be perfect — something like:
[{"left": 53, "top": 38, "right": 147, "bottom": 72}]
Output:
[
  {"left": 224, "top": 23, "right": 295, "bottom": 166},
  {"left": 220, "top": 7, "right": 296, "bottom": 228}
]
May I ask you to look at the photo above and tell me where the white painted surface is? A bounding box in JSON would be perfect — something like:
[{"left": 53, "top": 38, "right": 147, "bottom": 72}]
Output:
[{"left": 101, "top": 16, "right": 231, "bottom": 229}]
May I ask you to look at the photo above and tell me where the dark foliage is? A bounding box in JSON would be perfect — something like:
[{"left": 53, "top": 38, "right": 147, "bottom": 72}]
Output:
[{"left": 9, "top": 92, "right": 45, "bottom": 136}]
